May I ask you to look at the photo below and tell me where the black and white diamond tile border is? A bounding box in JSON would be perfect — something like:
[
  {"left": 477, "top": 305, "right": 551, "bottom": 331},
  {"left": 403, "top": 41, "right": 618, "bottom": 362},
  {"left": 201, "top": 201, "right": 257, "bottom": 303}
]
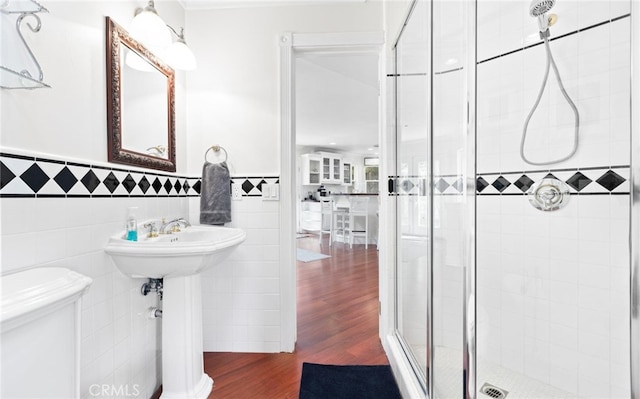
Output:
[
  {"left": 477, "top": 166, "right": 630, "bottom": 195},
  {"left": 388, "top": 175, "right": 467, "bottom": 196},
  {"left": 232, "top": 177, "right": 279, "bottom": 197},
  {"left": 388, "top": 166, "right": 630, "bottom": 196},
  {"left": 0, "top": 152, "right": 279, "bottom": 198}
]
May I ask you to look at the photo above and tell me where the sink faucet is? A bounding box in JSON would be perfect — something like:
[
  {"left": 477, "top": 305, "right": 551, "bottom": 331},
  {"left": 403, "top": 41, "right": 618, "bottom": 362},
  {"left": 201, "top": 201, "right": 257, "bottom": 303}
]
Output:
[
  {"left": 143, "top": 222, "right": 159, "bottom": 238},
  {"left": 160, "top": 218, "right": 191, "bottom": 234}
]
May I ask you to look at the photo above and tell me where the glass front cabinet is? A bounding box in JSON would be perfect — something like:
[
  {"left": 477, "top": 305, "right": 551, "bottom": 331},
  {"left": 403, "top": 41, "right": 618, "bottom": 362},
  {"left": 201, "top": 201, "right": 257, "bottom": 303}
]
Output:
[
  {"left": 342, "top": 162, "right": 353, "bottom": 185},
  {"left": 319, "top": 152, "right": 342, "bottom": 184},
  {"left": 300, "top": 154, "right": 322, "bottom": 185}
]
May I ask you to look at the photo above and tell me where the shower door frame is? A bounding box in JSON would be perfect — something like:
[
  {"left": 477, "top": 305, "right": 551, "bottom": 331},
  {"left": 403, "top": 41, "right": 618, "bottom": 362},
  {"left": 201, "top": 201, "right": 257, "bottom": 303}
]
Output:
[
  {"left": 463, "top": 1, "right": 477, "bottom": 398},
  {"left": 390, "top": 0, "right": 479, "bottom": 397},
  {"left": 391, "top": 0, "right": 433, "bottom": 396},
  {"left": 631, "top": 1, "right": 640, "bottom": 397}
]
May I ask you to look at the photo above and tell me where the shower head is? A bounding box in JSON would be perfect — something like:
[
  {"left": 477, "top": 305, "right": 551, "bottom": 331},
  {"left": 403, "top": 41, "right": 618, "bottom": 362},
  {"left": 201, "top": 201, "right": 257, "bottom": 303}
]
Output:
[
  {"left": 529, "top": 0, "right": 555, "bottom": 17},
  {"left": 530, "top": 0, "right": 556, "bottom": 33}
]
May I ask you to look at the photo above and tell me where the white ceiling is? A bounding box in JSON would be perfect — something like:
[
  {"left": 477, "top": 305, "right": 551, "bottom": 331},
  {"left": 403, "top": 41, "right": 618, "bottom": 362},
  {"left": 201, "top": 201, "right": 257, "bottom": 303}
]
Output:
[
  {"left": 178, "top": 0, "right": 366, "bottom": 10},
  {"left": 295, "top": 52, "right": 380, "bottom": 156}
]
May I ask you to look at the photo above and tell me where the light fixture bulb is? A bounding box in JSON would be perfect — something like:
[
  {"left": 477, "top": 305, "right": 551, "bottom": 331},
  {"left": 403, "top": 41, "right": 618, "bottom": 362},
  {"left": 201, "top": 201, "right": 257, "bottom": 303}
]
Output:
[
  {"left": 129, "top": 1, "right": 171, "bottom": 49},
  {"left": 125, "top": 48, "right": 157, "bottom": 72},
  {"left": 165, "top": 39, "right": 197, "bottom": 71}
]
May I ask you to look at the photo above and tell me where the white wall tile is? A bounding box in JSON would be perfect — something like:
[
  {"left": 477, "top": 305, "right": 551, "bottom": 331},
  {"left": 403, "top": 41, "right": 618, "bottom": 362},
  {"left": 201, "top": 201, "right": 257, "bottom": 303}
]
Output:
[{"left": 1, "top": 194, "right": 186, "bottom": 398}]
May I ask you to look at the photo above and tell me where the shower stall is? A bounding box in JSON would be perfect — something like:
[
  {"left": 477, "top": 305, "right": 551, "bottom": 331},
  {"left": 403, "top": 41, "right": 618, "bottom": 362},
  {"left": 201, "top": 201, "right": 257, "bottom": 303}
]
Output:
[{"left": 392, "top": 0, "right": 638, "bottom": 398}]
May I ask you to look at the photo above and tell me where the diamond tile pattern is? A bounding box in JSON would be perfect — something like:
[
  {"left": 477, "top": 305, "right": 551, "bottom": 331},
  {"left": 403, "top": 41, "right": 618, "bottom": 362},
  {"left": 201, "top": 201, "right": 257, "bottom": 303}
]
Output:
[
  {"left": 1, "top": 161, "right": 16, "bottom": 189},
  {"left": 103, "top": 172, "right": 120, "bottom": 193},
  {"left": 122, "top": 174, "right": 136, "bottom": 193},
  {"left": 476, "top": 177, "right": 489, "bottom": 193},
  {"left": 163, "top": 179, "right": 173, "bottom": 194},
  {"left": 387, "top": 169, "right": 630, "bottom": 196},
  {"left": 193, "top": 180, "right": 202, "bottom": 194},
  {"left": 451, "top": 178, "right": 464, "bottom": 193},
  {"left": 242, "top": 180, "right": 255, "bottom": 194},
  {"left": 0, "top": 152, "right": 277, "bottom": 199},
  {"left": 435, "top": 178, "right": 450, "bottom": 193},
  {"left": 596, "top": 170, "right": 625, "bottom": 191},
  {"left": 20, "top": 164, "right": 49, "bottom": 192},
  {"left": 136, "top": 176, "right": 150, "bottom": 193},
  {"left": 81, "top": 170, "right": 100, "bottom": 193},
  {"left": 152, "top": 178, "right": 162, "bottom": 194},
  {"left": 1, "top": 152, "right": 629, "bottom": 200},
  {"left": 401, "top": 179, "right": 415, "bottom": 192},
  {"left": 473, "top": 168, "right": 628, "bottom": 195},
  {"left": 54, "top": 167, "right": 78, "bottom": 193},
  {"left": 513, "top": 175, "right": 534, "bottom": 192},
  {"left": 565, "top": 172, "right": 592, "bottom": 192},
  {"left": 492, "top": 176, "right": 511, "bottom": 192}
]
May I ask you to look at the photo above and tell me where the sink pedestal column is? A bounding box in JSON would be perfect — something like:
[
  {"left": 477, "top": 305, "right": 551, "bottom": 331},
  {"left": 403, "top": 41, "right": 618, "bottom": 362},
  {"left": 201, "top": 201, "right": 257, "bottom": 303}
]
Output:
[{"left": 160, "top": 274, "right": 213, "bottom": 399}]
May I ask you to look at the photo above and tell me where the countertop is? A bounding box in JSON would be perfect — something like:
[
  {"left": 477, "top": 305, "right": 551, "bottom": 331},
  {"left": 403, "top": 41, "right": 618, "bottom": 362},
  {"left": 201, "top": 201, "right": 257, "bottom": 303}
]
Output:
[{"left": 330, "top": 193, "right": 379, "bottom": 196}]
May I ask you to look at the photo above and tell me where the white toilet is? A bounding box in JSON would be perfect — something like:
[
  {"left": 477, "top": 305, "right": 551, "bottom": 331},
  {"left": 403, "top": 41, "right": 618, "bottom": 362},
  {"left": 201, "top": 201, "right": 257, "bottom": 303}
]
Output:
[{"left": 1, "top": 267, "right": 92, "bottom": 399}]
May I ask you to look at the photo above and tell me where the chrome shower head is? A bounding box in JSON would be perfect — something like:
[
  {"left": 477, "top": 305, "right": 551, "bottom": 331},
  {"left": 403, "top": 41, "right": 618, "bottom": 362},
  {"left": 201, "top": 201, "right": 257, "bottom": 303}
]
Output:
[
  {"left": 529, "top": 0, "right": 555, "bottom": 17},
  {"left": 530, "top": 0, "right": 556, "bottom": 33}
]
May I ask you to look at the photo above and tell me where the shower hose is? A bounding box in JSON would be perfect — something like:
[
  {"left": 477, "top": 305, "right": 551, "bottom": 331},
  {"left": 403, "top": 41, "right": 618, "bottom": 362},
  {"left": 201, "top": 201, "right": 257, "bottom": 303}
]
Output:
[{"left": 521, "top": 35, "right": 580, "bottom": 166}]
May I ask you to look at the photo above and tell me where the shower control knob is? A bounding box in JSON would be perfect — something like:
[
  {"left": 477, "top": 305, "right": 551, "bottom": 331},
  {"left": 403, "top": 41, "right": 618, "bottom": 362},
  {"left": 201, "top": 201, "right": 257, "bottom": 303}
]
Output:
[{"left": 527, "top": 178, "right": 570, "bottom": 211}]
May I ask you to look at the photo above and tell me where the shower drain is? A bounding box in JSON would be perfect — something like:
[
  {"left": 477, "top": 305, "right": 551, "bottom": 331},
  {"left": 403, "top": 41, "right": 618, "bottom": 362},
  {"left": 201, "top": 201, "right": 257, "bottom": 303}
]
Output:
[{"left": 480, "top": 382, "right": 508, "bottom": 399}]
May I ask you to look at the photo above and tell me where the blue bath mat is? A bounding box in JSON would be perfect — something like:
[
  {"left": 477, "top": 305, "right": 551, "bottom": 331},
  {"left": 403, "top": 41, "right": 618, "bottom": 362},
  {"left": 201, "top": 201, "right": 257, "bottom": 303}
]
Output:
[
  {"left": 299, "top": 363, "right": 402, "bottom": 399},
  {"left": 296, "top": 248, "right": 330, "bottom": 263}
]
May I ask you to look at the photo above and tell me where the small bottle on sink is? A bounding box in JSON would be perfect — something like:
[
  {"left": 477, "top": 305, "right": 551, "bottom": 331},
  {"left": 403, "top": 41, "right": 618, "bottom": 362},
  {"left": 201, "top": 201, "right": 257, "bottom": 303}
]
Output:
[{"left": 126, "top": 207, "right": 138, "bottom": 241}]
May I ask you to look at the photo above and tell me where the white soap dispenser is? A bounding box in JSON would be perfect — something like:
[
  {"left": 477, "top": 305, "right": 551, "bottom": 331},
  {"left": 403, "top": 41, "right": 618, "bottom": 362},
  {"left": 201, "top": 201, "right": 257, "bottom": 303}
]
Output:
[{"left": 126, "top": 207, "right": 138, "bottom": 241}]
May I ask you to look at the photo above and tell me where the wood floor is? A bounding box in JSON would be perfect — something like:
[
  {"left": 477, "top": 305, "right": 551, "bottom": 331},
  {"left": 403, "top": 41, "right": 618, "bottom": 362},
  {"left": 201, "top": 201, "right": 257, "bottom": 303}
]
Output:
[{"left": 201, "top": 235, "right": 387, "bottom": 399}]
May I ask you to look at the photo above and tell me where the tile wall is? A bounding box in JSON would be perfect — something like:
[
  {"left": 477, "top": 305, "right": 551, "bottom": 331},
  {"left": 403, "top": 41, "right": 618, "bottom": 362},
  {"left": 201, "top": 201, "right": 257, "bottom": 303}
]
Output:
[
  {"left": 189, "top": 197, "right": 282, "bottom": 352},
  {"left": 0, "top": 150, "right": 188, "bottom": 399},
  {"left": 0, "top": 148, "right": 281, "bottom": 396},
  {"left": 476, "top": 1, "right": 631, "bottom": 397}
]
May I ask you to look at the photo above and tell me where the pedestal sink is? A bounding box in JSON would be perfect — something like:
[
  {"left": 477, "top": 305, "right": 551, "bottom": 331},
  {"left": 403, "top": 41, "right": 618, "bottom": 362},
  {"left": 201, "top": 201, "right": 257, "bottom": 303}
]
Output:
[{"left": 105, "top": 223, "right": 246, "bottom": 399}]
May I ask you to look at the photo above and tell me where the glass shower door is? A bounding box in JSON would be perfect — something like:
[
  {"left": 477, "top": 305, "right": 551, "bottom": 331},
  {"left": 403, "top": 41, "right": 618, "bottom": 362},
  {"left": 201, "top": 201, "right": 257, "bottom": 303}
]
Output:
[
  {"left": 394, "top": 0, "right": 473, "bottom": 397},
  {"left": 431, "top": 1, "right": 471, "bottom": 398},
  {"left": 395, "top": 0, "right": 431, "bottom": 389}
]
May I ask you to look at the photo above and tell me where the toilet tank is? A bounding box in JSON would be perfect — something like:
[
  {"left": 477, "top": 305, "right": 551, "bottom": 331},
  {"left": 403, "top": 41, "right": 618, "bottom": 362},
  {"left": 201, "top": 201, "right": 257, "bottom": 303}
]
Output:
[{"left": 1, "top": 267, "right": 92, "bottom": 399}]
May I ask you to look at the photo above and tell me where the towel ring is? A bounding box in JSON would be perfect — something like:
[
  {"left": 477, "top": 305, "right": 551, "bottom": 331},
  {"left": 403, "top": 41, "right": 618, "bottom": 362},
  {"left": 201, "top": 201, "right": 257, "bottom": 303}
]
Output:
[{"left": 204, "top": 145, "right": 228, "bottom": 163}]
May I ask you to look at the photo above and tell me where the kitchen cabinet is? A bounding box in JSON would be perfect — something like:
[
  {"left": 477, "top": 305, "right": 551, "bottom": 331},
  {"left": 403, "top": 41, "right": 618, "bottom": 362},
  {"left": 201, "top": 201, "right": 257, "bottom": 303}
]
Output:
[
  {"left": 301, "top": 201, "right": 322, "bottom": 231},
  {"left": 342, "top": 162, "right": 353, "bottom": 185},
  {"left": 364, "top": 158, "right": 379, "bottom": 193},
  {"left": 319, "top": 152, "right": 342, "bottom": 184},
  {"left": 300, "top": 154, "right": 322, "bottom": 185}
]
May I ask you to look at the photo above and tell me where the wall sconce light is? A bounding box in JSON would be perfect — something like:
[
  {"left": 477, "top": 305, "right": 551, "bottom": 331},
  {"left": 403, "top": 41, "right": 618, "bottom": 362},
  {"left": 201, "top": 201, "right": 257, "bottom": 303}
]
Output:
[
  {"left": 129, "top": 0, "right": 197, "bottom": 71},
  {"left": 165, "top": 26, "right": 197, "bottom": 71},
  {"left": 130, "top": 1, "right": 171, "bottom": 49}
]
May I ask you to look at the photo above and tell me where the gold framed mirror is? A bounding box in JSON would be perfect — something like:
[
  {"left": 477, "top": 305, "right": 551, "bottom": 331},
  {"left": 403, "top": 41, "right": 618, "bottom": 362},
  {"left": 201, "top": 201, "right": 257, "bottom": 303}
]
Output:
[{"left": 105, "top": 16, "right": 176, "bottom": 172}]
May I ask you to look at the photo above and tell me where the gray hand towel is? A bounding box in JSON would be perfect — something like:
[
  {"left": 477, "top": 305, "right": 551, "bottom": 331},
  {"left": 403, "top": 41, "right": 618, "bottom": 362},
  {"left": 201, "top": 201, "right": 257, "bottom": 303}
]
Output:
[{"left": 200, "top": 161, "right": 232, "bottom": 225}]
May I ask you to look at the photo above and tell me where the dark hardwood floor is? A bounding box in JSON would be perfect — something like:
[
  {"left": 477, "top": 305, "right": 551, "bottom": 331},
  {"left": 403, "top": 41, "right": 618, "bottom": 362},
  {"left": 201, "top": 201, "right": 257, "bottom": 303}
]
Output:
[{"left": 201, "top": 235, "right": 387, "bottom": 399}]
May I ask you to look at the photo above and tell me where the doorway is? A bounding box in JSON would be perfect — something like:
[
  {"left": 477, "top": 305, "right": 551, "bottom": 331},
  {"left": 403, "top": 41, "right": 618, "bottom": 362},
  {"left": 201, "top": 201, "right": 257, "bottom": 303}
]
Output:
[{"left": 279, "top": 31, "right": 385, "bottom": 351}]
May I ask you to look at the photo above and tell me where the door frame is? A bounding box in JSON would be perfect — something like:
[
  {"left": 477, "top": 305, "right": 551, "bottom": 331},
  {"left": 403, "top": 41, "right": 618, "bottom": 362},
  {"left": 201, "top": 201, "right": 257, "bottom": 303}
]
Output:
[{"left": 279, "top": 31, "right": 385, "bottom": 351}]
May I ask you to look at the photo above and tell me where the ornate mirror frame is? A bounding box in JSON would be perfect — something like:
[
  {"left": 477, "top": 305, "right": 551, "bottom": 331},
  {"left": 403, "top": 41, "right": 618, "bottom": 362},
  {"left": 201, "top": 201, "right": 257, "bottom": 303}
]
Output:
[{"left": 105, "top": 16, "right": 176, "bottom": 172}]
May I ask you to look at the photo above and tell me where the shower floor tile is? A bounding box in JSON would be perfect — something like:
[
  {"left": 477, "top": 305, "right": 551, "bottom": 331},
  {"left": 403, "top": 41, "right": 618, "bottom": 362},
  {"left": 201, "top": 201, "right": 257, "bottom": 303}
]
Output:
[{"left": 429, "top": 346, "right": 577, "bottom": 399}]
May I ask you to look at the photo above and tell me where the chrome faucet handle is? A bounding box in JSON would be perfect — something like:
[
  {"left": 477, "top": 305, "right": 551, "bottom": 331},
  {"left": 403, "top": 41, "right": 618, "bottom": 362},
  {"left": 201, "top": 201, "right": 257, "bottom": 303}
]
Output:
[{"left": 143, "top": 222, "right": 159, "bottom": 238}]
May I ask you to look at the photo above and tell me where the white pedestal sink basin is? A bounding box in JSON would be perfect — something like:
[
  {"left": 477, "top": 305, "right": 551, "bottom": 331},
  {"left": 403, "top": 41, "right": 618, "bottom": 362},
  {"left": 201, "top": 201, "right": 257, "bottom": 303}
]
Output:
[{"left": 105, "top": 223, "right": 246, "bottom": 399}]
